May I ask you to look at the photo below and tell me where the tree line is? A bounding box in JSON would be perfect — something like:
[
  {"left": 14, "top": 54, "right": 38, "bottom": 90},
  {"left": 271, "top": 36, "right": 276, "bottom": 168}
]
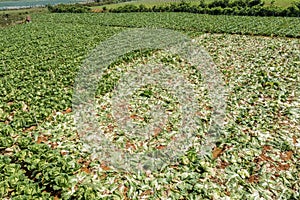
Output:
[
  {"left": 109, "top": 0, "right": 300, "bottom": 17},
  {"left": 48, "top": 0, "right": 300, "bottom": 17}
]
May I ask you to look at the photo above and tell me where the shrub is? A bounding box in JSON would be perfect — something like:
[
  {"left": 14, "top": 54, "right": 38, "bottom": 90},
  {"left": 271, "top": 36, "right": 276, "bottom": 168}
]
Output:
[
  {"left": 208, "top": 7, "right": 224, "bottom": 15},
  {"left": 47, "top": 4, "right": 91, "bottom": 13},
  {"left": 294, "top": 1, "right": 300, "bottom": 9},
  {"left": 199, "top": 0, "right": 206, "bottom": 8},
  {"left": 285, "top": 5, "right": 300, "bottom": 17},
  {"left": 208, "top": 0, "right": 229, "bottom": 8},
  {"left": 229, "top": 0, "right": 247, "bottom": 8},
  {"left": 107, "top": 0, "right": 300, "bottom": 17},
  {"left": 139, "top": 4, "right": 148, "bottom": 12},
  {"left": 247, "top": 0, "right": 264, "bottom": 7}
]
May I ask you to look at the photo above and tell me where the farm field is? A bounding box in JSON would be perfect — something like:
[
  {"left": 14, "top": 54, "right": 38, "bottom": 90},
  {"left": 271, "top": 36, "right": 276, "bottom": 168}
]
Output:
[{"left": 0, "top": 11, "right": 300, "bottom": 199}]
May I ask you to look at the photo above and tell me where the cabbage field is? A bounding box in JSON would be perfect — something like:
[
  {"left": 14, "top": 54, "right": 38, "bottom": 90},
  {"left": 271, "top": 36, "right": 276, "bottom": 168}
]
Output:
[{"left": 0, "top": 12, "right": 299, "bottom": 199}]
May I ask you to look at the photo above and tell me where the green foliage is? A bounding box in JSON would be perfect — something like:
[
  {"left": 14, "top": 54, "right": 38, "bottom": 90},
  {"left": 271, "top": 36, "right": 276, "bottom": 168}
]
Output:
[
  {"left": 208, "top": 0, "right": 230, "bottom": 8},
  {"left": 37, "top": 12, "right": 299, "bottom": 38},
  {"left": 0, "top": 20, "right": 121, "bottom": 198},
  {"left": 109, "top": 0, "right": 300, "bottom": 17},
  {"left": 247, "top": 0, "right": 264, "bottom": 7},
  {"left": 47, "top": 4, "right": 91, "bottom": 13}
]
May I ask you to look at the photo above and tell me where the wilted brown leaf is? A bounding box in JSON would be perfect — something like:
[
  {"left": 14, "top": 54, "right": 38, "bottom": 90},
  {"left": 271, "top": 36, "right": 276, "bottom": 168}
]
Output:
[
  {"left": 153, "top": 127, "right": 161, "bottom": 137},
  {"left": 130, "top": 114, "right": 144, "bottom": 121},
  {"left": 212, "top": 147, "right": 223, "bottom": 159},
  {"left": 107, "top": 124, "right": 114, "bottom": 132},
  {"left": 81, "top": 167, "right": 91, "bottom": 174},
  {"left": 60, "top": 150, "right": 68, "bottom": 156},
  {"left": 53, "top": 195, "right": 59, "bottom": 200},
  {"left": 126, "top": 142, "right": 137, "bottom": 150},
  {"left": 156, "top": 145, "right": 166, "bottom": 150},
  {"left": 37, "top": 135, "right": 48, "bottom": 144},
  {"left": 292, "top": 136, "right": 297, "bottom": 144},
  {"left": 23, "top": 126, "right": 36, "bottom": 133},
  {"left": 262, "top": 145, "right": 272, "bottom": 152},
  {"left": 280, "top": 151, "right": 293, "bottom": 161},
  {"left": 101, "top": 163, "right": 111, "bottom": 171},
  {"left": 140, "top": 189, "right": 152, "bottom": 196},
  {"left": 63, "top": 108, "right": 72, "bottom": 114},
  {"left": 248, "top": 175, "right": 259, "bottom": 183},
  {"left": 259, "top": 154, "right": 274, "bottom": 162},
  {"left": 218, "top": 160, "right": 229, "bottom": 169},
  {"left": 277, "top": 163, "right": 290, "bottom": 171},
  {"left": 225, "top": 189, "right": 231, "bottom": 196},
  {"left": 119, "top": 184, "right": 129, "bottom": 199},
  {"left": 51, "top": 142, "right": 58, "bottom": 149}
]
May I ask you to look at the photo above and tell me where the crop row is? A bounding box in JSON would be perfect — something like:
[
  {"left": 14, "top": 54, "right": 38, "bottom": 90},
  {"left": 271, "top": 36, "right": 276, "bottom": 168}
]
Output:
[{"left": 34, "top": 12, "right": 300, "bottom": 38}]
